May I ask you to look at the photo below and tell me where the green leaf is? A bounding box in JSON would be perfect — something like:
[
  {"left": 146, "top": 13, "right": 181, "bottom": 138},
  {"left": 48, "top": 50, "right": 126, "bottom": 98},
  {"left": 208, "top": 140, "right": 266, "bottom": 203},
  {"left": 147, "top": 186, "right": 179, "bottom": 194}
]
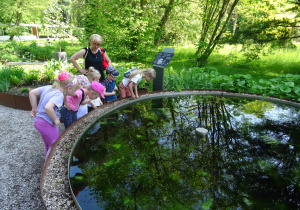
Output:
[
  {"left": 103, "top": 160, "right": 114, "bottom": 166},
  {"left": 237, "top": 80, "right": 246, "bottom": 86},
  {"left": 293, "top": 86, "right": 300, "bottom": 95},
  {"left": 284, "top": 82, "right": 294, "bottom": 87},
  {"left": 202, "top": 198, "right": 213, "bottom": 209},
  {"left": 112, "top": 144, "right": 121, "bottom": 149},
  {"left": 279, "top": 84, "right": 291, "bottom": 93}
]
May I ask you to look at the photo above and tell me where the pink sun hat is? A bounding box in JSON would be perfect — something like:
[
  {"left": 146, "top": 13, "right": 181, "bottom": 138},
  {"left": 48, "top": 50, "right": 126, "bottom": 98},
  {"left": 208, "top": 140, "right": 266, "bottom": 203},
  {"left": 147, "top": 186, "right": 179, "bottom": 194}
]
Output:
[{"left": 91, "top": 81, "right": 105, "bottom": 99}]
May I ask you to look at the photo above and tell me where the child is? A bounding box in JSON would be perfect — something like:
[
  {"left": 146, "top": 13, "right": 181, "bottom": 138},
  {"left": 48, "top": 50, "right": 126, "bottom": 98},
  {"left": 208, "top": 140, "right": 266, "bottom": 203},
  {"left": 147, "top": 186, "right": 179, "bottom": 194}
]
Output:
[
  {"left": 119, "top": 68, "right": 156, "bottom": 99},
  {"left": 77, "top": 67, "right": 102, "bottom": 118},
  {"left": 102, "top": 66, "right": 120, "bottom": 102},
  {"left": 29, "top": 70, "right": 79, "bottom": 163},
  {"left": 60, "top": 81, "right": 105, "bottom": 129}
]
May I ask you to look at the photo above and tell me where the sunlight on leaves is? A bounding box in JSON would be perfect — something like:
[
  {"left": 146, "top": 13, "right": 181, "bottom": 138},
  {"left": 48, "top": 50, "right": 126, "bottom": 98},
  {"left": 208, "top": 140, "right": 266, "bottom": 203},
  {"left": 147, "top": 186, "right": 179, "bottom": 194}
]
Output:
[
  {"left": 242, "top": 100, "right": 274, "bottom": 117},
  {"left": 202, "top": 197, "right": 213, "bottom": 210},
  {"left": 261, "top": 135, "right": 279, "bottom": 146},
  {"left": 112, "top": 144, "right": 121, "bottom": 149}
]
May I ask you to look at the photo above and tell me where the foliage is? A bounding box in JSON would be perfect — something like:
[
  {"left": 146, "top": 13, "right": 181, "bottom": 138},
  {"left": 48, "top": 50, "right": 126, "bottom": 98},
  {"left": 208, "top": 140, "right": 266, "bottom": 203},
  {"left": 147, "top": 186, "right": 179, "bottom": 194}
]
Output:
[
  {"left": 229, "top": 0, "right": 299, "bottom": 60},
  {"left": 0, "top": 40, "right": 55, "bottom": 62},
  {"left": 156, "top": 2, "right": 202, "bottom": 46},
  {"left": 242, "top": 100, "right": 274, "bottom": 117},
  {"left": 0, "top": 65, "right": 25, "bottom": 90},
  {"left": 0, "top": 66, "right": 11, "bottom": 92},
  {"left": 195, "top": 0, "right": 240, "bottom": 66},
  {"left": 21, "top": 87, "right": 29, "bottom": 92},
  {"left": 164, "top": 67, "right": 300, "bottom": 101},
  {"left": 0, "top": 0, "right": 49, "bottom": 40},
  {"left": 9, "top": 66, "right": 25, "bottom": 86},
  {"left": 24, "top": 69, "right": 40, "bottom": 85},
  {"left": 6, "top": 26, "right": 25, "bottom": 37}
]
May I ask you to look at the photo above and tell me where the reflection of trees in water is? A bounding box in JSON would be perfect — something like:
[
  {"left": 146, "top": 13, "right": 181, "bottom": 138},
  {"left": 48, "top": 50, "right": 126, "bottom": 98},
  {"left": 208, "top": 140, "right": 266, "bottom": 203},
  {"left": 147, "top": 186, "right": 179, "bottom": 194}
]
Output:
[{"left": 70, "top": 96, "right": 300, "bottom": 209}]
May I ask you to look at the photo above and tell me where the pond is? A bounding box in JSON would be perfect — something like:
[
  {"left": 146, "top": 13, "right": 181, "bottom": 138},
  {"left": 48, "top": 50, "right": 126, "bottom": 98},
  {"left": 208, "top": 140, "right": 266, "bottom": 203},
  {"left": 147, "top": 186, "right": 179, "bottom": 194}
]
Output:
[{"left": 69, "top": 95, "right": 300, "bottom": 209}]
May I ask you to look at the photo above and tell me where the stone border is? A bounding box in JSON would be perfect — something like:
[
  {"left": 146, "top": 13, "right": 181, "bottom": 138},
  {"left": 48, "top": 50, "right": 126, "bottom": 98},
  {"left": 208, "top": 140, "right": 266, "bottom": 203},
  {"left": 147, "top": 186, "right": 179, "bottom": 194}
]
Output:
[{"left": 40, "top": 90, "right": 300, "bottom": 209}]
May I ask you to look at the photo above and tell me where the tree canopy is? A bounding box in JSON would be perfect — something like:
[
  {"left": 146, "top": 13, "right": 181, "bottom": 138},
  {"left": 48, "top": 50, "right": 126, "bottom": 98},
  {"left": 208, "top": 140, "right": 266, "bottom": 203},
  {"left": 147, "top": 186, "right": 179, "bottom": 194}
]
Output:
[{"left": 0, "top": 0, "right": 299, "bottom": 62}]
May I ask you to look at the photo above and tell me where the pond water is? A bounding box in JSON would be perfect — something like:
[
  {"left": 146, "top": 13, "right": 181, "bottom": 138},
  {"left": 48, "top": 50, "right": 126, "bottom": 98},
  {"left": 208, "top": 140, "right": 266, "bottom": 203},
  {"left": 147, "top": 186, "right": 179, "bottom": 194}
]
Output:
[{"left": 69, "top": 95, "right": 300, "bottom": 209}]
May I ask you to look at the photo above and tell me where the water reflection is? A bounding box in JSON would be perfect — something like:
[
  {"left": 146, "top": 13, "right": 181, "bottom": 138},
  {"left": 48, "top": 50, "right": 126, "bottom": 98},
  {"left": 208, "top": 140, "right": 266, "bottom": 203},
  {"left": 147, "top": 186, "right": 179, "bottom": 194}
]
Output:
[{"left": 69, "top": 95, "right": 300, "bottom": 209}]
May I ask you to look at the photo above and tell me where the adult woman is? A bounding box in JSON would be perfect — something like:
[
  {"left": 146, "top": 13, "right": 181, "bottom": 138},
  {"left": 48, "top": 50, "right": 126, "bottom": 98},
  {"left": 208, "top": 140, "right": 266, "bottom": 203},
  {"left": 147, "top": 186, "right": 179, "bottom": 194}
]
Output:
[{"left": 70, "top": 34, "right": 112, "bottom": 82}]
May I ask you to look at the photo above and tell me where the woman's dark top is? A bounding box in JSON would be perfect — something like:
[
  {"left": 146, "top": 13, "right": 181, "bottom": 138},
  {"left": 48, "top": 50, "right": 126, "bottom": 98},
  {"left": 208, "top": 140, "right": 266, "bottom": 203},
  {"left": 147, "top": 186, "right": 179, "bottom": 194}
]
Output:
[{"left": 83, "top": 47, "right": 105, "bottom": 82}]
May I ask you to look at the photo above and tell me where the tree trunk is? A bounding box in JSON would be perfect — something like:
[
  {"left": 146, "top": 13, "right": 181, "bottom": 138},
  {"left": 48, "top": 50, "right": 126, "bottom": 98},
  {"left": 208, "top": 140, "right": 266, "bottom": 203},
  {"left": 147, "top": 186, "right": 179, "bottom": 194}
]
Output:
[
  {"left": 154, "top": 0, "right": 175, "bottom": 48},
  {"left": 9, "top": 11, "right": 22, "bottom": 41},
  {"left": 196, "top": 0, "right": 240, "bottom": 66},
  {"left": 232, "top": 13, "right": 238, "bottom": 36},
  {"left": 129, "top": 0, "right": 149, "bottom": 60}
]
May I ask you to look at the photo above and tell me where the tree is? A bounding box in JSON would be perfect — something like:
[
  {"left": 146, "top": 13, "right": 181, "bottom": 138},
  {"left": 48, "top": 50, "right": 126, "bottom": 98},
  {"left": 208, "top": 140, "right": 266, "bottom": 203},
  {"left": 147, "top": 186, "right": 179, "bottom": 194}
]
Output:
[
  {"left": 196, "top": 0, "right": 240, "bottom": 66},
  {"left": 154, "top": 0, "right": 176, "bottom": 47},
  {"left": 228, "top": 0, "right": 300, "bottom": 61},
  {"left": 81, "top": 0, "right": 160, "bottom": 60},
  {"left": 0, "top": 0, "right": 50, "bottom": 39}
]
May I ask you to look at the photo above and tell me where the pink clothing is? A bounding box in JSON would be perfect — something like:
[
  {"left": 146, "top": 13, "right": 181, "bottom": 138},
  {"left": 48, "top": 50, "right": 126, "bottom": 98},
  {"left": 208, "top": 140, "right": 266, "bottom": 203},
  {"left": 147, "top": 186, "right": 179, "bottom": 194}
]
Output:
[
  {"left": 34, "top": 116, "right": 59, "bottom": 163},
  {"left": 66, "top": 87, "right": 86, "bottom": 111},
  {"left": 119, "top": 81, "right": 132, "bottom": 98}
]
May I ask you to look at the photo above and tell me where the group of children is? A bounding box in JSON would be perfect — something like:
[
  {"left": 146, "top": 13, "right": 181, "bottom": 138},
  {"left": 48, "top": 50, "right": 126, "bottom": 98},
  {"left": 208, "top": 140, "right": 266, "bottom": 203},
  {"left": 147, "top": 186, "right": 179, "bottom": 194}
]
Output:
[{"left": 29, "top": 66, "right": 156, "bottom": 163}]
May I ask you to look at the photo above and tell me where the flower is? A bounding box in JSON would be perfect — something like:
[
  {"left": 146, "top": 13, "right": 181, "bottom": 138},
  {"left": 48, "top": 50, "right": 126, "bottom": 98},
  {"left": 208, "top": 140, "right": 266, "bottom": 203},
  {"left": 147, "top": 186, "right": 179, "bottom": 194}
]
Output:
[{"left": 58, "top": 71, "right": 70, "bottom": 81}]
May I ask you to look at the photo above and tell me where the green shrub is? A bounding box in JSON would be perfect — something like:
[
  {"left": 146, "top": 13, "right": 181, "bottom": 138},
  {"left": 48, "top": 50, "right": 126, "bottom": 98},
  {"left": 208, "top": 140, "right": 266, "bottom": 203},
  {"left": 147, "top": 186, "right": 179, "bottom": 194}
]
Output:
[
  {"left": 10, "top": 66, "right": 24, "bottom": 78},
  {"left": 40, "top": 69, "right": 56, "bottom": 84},
  {"left": 24, "top": 69, "right": 40, "bottom": 84},
  {"left": 0, "top": 79, "right": 10, "bottom": 92},
  {"left": 31, "top": 46, "right": 54, "bottom": 61},
  {"left": 0, "top": 66, "right": 11, "bottom": 92},
  {"left": 9, "top": 66, "right": 25, "bottom": 86},
  {"left": 58, "top": 40, "right": 68, "bottom": 52},
  {"left": 21, "top": 87, "right": 29, "bottom": 92}
]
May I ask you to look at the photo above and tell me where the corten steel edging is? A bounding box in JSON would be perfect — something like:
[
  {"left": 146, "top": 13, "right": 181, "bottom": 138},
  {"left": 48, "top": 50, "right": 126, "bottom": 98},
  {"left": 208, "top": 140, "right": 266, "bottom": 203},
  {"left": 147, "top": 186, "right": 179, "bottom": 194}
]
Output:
[
  {"left": 1, "top": 89, "right": 300, "bottom": 111},
  {"left": 40, "top": 90, "right": 300, "bottom": 210},
  {"left": 0, "top": 92, "right": 33, "bottom": 110}
]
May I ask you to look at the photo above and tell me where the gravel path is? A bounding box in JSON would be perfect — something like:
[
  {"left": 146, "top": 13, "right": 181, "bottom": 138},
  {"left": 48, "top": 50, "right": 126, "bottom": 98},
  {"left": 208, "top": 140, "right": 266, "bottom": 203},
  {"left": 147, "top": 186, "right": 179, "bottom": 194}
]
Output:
[{"left": 0, "top": 105, "right": 64, "bottom": 210}]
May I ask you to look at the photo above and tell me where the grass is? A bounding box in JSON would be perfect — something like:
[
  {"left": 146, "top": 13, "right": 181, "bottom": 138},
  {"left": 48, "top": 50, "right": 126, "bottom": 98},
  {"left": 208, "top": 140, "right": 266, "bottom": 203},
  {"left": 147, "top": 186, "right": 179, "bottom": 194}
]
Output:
[
  {"left": 155, "top": 44, "right": 300, "bottom": 84},
  {"left": 1, "top": 39, "right": 299, "bottom": 84}
]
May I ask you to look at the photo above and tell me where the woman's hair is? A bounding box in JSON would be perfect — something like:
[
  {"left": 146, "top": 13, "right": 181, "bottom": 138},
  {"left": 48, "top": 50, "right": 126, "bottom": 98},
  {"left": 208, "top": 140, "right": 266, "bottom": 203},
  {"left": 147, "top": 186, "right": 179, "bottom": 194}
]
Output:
[
  {"left": 129, "top": 68, "right": 156, "bottom": 79},
  {"left": 87, "top": 66, "right": 101, "bottom": 82},
  {"left": 89, "top": 34, "right": 103, "bottom": 45},
  {"left": 52, "top": 71, "right": 80, "bottom": 89}
]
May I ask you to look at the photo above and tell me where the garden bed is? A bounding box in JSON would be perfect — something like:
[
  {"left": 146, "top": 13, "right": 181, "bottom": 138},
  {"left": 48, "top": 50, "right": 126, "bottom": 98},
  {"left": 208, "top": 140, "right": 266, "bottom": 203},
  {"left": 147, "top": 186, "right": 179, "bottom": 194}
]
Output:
[
  {"left": 0, "top": 85, "right": 44, "bottom": 110},
  {"left": 0, "top": 92, "right": 32, "bottom": 110}
]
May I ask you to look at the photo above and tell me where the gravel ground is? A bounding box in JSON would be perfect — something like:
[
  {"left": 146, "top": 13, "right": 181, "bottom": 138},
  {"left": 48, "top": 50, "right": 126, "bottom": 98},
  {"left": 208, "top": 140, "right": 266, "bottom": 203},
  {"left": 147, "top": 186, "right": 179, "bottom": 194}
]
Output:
[{"left": 0, "top": 105, "right": 64, "bottom": 210}]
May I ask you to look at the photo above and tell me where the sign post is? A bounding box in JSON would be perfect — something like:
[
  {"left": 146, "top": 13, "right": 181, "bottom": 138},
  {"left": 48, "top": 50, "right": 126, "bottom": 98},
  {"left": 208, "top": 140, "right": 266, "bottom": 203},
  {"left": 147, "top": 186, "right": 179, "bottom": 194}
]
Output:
[{"left": 152, "top": 48, "right": 175, "bottom": 91}]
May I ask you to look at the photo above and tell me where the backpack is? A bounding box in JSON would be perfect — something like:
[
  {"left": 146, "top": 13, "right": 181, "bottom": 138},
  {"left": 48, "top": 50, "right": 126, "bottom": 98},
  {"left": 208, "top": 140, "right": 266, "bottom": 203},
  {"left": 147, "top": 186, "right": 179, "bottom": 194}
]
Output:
[
  {"left": 78, "top": 89, "right": 85, "bottom": 106},
  {"left": 124, "top": 67, "right": 137, "bottom": 78}
]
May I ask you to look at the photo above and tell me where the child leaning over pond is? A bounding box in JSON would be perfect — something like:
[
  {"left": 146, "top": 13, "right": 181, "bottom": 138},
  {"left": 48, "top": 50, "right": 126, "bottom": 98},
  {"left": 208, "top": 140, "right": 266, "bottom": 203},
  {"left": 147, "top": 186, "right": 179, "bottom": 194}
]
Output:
[
  {"left": 29, "top": 71, "right": 80, "bottom": 163},
  {"left": 102, "top": 66, "right": 120, "bottom": 103},
  {"left": 76, "top": 67, "right": 103, "bottom": 118},
  {"left": 119, "top": 68, "right": 156, "bottom": 99},
  {"left": 60, "top": 81, "right": 105, "bottom": 129}
]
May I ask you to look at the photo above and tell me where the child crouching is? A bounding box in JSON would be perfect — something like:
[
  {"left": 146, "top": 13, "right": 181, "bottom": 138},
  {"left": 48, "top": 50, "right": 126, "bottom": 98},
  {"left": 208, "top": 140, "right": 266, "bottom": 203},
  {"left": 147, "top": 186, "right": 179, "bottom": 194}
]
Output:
[{"left": 119, "top": 68, "right": 156, "bottom": 99}]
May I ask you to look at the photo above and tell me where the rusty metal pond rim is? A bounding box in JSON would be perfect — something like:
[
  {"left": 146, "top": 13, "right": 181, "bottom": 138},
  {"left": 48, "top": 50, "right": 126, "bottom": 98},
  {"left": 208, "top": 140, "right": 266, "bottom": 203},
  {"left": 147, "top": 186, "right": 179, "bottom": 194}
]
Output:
[{"left": 40, "top": 90, "right": 300, "bottom": 209}]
